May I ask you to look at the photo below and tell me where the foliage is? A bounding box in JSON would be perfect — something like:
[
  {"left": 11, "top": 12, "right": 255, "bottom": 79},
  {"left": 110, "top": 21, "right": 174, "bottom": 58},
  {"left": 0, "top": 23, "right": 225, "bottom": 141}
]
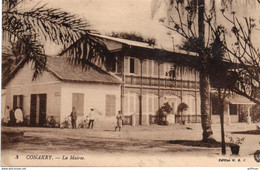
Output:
[
  {"left": 107, "top": 31, "right": 156, "bottom": 46},
  {"left": 2, "top": 0, "right": 110, "bottom": 86},
  {"left": 251, "top": 105, "right": 260, "bottom": 122},
  {"left": 225, "top": 134, "right": 245, "bottom": 145},
  {"left": 160, "top": 102, "right": 173, "bottom": 115},
  {"left": 155, "top": 0, "right": 260, "bottom": 105},
  {"left": 156, "top": 102, "right": 172, "bottom": 125},
  {"left": 177, "top": 102, "right": 188, "bottom": 114}
]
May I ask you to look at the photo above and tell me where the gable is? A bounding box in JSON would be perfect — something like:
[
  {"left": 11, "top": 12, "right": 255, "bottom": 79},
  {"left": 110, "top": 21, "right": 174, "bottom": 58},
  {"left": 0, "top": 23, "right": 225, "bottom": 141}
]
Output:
[{"left": 6, "top": 61, "right": 61, "bottom": 87}]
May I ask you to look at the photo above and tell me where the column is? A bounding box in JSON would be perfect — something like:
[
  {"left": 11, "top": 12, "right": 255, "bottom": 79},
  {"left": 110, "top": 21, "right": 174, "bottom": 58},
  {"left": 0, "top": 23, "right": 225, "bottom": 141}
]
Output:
[
  {"left": 247, "top": 105, "right": 251, "bottom": 124},
  {"left": 227, "top": 103, "right": 231, "bottom": 125}
]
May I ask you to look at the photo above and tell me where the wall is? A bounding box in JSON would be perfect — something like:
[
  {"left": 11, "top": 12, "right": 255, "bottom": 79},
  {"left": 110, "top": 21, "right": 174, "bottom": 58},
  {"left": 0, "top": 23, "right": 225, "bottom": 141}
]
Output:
[
  {"left": 5, "top": 62, "right": 62, "bottom": 123},
  {"left": 211, "top": 101, "right": 239, "bottom": 124},
  {"left": 1, "top": 90, "right": 6, "bottom": 120},
  {"left": 60, "top": 82, "right": 121, "bottom": 125},
  {"left": 123, "top": 57, "right": 200, "bottom": 81}
]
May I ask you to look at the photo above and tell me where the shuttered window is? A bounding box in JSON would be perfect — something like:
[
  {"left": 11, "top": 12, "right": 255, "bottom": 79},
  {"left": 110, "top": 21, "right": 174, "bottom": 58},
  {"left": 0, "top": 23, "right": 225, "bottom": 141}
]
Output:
[
  {"left": 159, "top": 63, "right": 164, "bottom": 77},
  {"left": 106, "top": 95, "right": 116, "bottom": 117},
  {"left": 148, "top": 60, "right": 153, "bottom": 76},
  {"left": 154, "top": 61, "right": 158, "bottom": 76},
  {"left": 148, "top": 96, "right": 153, "bottom": 113},
  {"left": 124, "top": 57, "right": 129, "bottom": 74},
  {"left": 117, "top": 57, "right": 122, "bottom": 73},
  {"left": 135, "top": 95, "right": 140, "bottom": 113},
  {"left": 13, "top": 95, "right": 23, "bottom": 110},
  {"left": 230, "top": 104, "right": 238, "bottom": 115},
  {"left": 72, "top": 93, "right": 84, "bottom": 116},
  {"left": 130, "top": 58, "right": 135, "bottom": 73},
  {"left": 142, "top": 95, "right": 147, "bottom": 113},
  {"left": 142, "top": 60, "right": 148, "bottom": 75},
  {"left": 135, "top": 58, "right": 140, "bottom": 75},
  {"left": 154, "top": 96, "right": 158, "bottom": 114}
]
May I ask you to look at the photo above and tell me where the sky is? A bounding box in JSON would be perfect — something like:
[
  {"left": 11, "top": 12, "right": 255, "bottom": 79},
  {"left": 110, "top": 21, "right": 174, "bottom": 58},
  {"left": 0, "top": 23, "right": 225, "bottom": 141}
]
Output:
[{"left": 20, "top": 0, "right": 260, "bottom": 55}]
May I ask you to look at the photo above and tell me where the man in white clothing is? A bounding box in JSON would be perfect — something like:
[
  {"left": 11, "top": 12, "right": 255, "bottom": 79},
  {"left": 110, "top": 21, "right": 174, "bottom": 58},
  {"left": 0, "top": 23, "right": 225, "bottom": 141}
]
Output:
[{"left": 14, "top": 107, "right": 23, "bottom": 123}]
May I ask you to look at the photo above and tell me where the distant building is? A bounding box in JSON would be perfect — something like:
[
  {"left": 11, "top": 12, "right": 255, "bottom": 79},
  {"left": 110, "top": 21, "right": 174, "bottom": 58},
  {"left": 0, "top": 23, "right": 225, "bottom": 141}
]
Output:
[{"left": 4, "top": 34, "right": 255, "bottom": 127}]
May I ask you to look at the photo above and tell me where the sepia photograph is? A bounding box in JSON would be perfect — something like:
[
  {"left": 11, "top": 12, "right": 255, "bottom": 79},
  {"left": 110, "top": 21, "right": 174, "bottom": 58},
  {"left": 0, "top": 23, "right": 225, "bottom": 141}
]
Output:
[{"left": 1, "top": 0, "right": 260, "bottom": 167}]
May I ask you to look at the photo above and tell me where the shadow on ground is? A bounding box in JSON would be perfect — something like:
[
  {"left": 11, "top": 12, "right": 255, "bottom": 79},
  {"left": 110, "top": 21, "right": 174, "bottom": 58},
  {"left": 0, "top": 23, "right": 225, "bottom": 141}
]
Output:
[
  {"left": 231, "top": 129, "right": 260, "bottom": 135},
  {"left": 167, "top": 140, "right": 225, "bottom": 148}
]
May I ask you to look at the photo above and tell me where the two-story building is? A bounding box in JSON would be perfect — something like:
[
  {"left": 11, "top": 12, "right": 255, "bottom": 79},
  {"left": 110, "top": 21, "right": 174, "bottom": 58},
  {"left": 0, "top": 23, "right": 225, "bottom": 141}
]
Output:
[{"left": 4, "top": 34, "right": 255, "bottom": 127}]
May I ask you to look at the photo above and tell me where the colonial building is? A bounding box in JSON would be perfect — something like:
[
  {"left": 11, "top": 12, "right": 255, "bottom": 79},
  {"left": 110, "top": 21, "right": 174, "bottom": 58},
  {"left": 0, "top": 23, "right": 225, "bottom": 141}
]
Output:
[{"left": 4, "top": 34, "right": 255, "bottom": 127}]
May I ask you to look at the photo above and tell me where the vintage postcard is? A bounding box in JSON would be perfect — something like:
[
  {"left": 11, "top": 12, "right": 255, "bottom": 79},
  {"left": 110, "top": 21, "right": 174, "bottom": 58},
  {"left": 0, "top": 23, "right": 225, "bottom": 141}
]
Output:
[{"left": 1, "top": 0, "right": 260, "bottom": 167}]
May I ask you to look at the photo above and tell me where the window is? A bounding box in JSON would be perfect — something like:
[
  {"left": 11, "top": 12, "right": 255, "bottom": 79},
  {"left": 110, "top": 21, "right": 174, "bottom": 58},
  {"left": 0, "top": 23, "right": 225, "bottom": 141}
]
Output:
[
  {"left": 106, "top": 95, "right": 116, "bottom": 117},
  {"left": 106, "top": 57, "right": 116, "bottom": 72},
  {"left": 229, "top": 104, "right": 238, "bottom": 115},
  {"left": 13, "top": 95, "right": 23, "bottom": 110},
  {"left": 165, "top": 63, "right": 175, "bottom": 79},
  {"left": 130, "top": 58, "right": 135, "bottom": 73},
  {"left": 212, "top": 98, "right": 219, "bottom": 115}
]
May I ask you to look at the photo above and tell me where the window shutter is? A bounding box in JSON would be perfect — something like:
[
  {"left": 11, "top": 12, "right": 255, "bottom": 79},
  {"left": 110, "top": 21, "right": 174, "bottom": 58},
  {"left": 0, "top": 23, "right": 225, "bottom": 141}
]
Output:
[
  {"left": 106, "top": 95, "right": 116, "bottom": 117},
  {"left": 154, "top": 96, "right": 158, "bottom": 114},
  {"left": 159, "top": 63, "right": 164, "bottom": 77},
  {"left": 134, "top": 58, "right": 140, "bottom": 75},
  {"left": 142, "top": 95, "right": 147, "bottom": 113},
  {"left": 142, "top": 60, "right": 147, "bottom": 75},
  {"left": 148, "top": 60, "right": 153, "bottom": 76},
  {"left": 154, "top": 61, "right": 158, "bottom": 76},
  {"left": 135, "top": 95, "right": 140, "bottom": 113},
  {"left": 148, "top": 96, "right": 153, "bottom": 112},
  {"left": 124, "top": 57, "right": 129, "bottom": 74}
]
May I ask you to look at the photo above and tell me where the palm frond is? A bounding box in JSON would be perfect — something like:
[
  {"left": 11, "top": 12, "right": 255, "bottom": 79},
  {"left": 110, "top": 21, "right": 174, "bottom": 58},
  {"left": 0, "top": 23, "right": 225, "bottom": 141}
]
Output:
[
  {"left": 59, "top": 33, "right": 111, "bottom": 68},
  {"left": 2, "top": 3, "right": 111, "bottom": 84},
  {"left": 3, "top": 5, "right": 96, "bottom": 46}
]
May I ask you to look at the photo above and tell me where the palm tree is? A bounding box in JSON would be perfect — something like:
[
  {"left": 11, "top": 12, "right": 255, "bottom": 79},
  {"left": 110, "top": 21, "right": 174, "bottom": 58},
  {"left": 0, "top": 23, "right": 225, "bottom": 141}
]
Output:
[
  {"left": 151, "top": 0, "right": 259, "bottom": 142},
  {"left": 152, "top": 0, "right": 214, "bottom": 142},
  {"left": 2, "top": 0, "right": 110, "bottom": 86}
]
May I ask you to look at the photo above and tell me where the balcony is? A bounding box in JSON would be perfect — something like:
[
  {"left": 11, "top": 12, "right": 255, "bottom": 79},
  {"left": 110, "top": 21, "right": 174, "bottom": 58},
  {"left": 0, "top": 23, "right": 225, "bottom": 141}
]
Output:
[{"left": 124, "top": 75, "right": 199, "bottom": 89}]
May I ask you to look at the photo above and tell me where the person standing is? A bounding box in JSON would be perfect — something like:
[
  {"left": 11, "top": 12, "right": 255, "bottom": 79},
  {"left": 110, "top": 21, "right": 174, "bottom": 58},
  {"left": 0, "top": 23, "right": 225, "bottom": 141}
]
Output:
[
  {"left": 9, "top": 108, "right": 16, "bottom": 125},
  {"left": 88, "top": 108, "right": 95, "bottom": 129},
  {"left": 3, "top": 106, "right": 10, "bottom": 124},
  {"left": 14, "top": 107, "right": 23, "bottom": 124},
  {"left": 115, "top": 111, "right": 123, "bottom": 131},
  {"left": 70, "top": 107, "right": 77, "bottom": 129}
]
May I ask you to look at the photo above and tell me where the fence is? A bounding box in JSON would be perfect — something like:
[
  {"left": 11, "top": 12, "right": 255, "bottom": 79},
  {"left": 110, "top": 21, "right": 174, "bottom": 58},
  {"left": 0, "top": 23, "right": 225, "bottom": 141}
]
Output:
[
  {"left": 123, "top": 115, "right": 132, "bottom": 125},
  {"left": 175, "top": 115, "right": 201, "bottom": 124}
]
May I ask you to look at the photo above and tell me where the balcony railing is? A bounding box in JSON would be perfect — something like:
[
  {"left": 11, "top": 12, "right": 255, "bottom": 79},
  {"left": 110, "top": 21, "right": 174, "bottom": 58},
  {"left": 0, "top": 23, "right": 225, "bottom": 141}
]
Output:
[{"left": 124, "top": 75, "right": 199, "bottom": 89}]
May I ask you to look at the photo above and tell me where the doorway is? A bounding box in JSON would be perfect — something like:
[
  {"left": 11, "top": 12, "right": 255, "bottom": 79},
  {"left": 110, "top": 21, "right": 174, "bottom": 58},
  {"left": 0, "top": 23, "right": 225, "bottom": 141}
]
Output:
[{"left": 30, "top": 94, "right": 47, "bottom": 126}]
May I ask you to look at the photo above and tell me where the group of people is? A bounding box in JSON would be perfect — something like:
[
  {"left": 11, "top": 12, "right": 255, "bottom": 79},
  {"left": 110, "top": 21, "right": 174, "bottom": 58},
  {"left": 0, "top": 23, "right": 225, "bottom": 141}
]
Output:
[
  {"left": 69, "top": 107, "right": 95, "bottom": 129},
  {"left": 69, "top": 107, "right": 123, "bottom": 131},
  {"left": 2, "top": 106, "right": 24, "bottom": 125}
]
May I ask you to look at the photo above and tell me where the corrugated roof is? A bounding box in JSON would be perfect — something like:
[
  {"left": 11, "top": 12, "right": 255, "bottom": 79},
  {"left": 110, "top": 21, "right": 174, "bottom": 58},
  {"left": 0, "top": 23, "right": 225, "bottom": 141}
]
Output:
[
  {"left": 46, "top": 56, "right": 121, "bottom": 84},
  {"left": 91, "top": 34, "right": 198, "bottom": 56}
]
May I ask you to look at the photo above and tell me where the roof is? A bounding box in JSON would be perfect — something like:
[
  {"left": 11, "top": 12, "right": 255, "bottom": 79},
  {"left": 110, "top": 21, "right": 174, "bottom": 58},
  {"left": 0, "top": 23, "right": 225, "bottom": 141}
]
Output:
[
  {"left": 211, "top": 92, "right": 255, "bottom": 105},
  {"left": 46, "top": 56, "right": 121, "bottom": 84},
  {"left": 91, "top": 34, "right": 198, "bottom": 56},
  {"left": 226, "top": 95, "right": 255, "bottom": 105}
]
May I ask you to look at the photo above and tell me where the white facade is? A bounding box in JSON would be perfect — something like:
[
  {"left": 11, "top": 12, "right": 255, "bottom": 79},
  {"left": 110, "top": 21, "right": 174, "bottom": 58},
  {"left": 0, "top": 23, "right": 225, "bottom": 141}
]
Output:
[{"left": 5, "top": 62, "right": 121, "bottom": 126}]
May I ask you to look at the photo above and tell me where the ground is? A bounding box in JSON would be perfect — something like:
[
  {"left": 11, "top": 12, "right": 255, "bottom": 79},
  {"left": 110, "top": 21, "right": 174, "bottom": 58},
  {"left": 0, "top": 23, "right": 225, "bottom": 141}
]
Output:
[{"left": 1, "top": 122, "right": 260, "bottom": 166}]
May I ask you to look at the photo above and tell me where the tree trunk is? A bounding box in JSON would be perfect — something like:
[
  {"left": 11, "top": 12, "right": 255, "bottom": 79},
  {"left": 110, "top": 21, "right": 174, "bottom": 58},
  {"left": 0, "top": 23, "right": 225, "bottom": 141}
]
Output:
[
  {"left": 198, "top": 0, "right": 215, "bottom": 142},
  {"left": 200, "top": 70, "right": 214, "bottom": 141},
  {"left": 218, "top": 88, "right": 226, "bottom": 154}
]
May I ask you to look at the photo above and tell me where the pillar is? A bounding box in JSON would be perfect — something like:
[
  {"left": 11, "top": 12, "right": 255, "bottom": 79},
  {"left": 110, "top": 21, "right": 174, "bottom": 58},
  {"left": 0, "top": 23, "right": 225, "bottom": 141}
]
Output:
[{"left": 247, "top": 105, "right": 251, "bottom": 124}]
